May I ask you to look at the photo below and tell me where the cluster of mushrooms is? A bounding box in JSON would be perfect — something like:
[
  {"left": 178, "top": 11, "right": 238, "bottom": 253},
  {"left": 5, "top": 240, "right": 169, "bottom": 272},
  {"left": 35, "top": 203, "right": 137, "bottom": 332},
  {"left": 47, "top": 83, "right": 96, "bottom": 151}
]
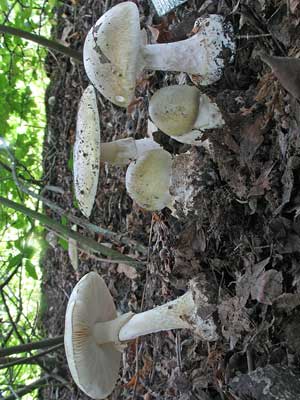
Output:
[{"left": 66, "top": 1, "right": 236, "bottom": 398}]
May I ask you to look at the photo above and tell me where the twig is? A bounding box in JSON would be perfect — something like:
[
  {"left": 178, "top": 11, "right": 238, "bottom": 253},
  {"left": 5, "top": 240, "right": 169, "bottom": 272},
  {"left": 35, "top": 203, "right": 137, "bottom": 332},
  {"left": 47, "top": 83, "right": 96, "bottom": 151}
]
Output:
[
  {"left": 0, "top": 336, "right": 64, "bottom": 357},
  {"left": 0, "top": 265, "right": 20, "bottom": 290},
  {"left": 4, "top": 375, "right": 51, "bottom": 400},
  {"left": 175, "top": 331, "right": 182, "bottom": 371},
  {"left": 0, "top": 343, "right": 63, "bottom": 370}
]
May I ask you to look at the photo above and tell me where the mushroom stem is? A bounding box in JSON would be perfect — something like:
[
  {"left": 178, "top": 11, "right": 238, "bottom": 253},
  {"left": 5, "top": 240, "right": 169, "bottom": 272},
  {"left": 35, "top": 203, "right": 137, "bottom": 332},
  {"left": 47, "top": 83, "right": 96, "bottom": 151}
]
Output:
[
  {"left": 100, "top": 138, "right": 161, "bottom": 165},
  {"left": 92, "top": 290, "right": 218, "bottom": 345},
  {"left": 142, "top": 37, "right": 206, "bottom": 75},
  {"left": 118, "top": 292, "right": 194, "bottom": 341},
  {"left": 141, "top": 14, "right": 234, "bottom": 85}
]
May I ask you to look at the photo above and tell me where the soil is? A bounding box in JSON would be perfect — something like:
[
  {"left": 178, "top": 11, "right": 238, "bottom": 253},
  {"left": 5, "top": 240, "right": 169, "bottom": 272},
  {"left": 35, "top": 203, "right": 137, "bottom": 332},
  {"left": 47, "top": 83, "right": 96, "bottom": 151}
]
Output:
[{"left": 40, "top": 0, "right": 300, "bottom": 399}]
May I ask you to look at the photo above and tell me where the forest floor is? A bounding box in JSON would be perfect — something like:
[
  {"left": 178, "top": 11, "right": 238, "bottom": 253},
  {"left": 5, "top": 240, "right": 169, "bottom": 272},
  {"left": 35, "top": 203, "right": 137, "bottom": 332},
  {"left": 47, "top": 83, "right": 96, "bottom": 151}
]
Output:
[{"left": 41, "top": 0, "right": 300, "bottom": 399}]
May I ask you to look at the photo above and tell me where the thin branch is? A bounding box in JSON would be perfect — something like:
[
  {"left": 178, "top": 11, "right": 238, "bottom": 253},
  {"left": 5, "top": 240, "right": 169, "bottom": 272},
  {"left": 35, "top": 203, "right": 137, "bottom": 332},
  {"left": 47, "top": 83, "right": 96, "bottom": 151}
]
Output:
[
  {"left": 0, "top": 196, "right": 144, "bottom": 268},
  {"left": 0, "top": 343, "right": 63, "bottom": 369},
  {"left": 0, "top": 24, "right": 83, "bottom": 62},
  {"left": 4, "top": 375, "right": 51, "bottom": 400},
  {"left": 0, "top": 336, "right": 64, "bottom": 357},
  {"left": 0, "top": 289, "right": 23, "bottom": 344},
  {"left": 0, "top": 264, "right": 20, "bottom": 290}
]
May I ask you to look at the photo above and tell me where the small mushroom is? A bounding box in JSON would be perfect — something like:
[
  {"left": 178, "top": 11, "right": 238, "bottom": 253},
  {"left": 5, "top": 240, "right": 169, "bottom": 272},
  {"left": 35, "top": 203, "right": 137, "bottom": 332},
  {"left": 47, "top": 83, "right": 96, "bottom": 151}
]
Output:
[
  {"left": 260, "top": 53, "right": 300, "bottom": 99},
  {"left": 74, "top": 85, "right": 160, "bottom": 217},
  {"left": 125, "top": 147, "right": 218, "bottom": 215},
  {"left": 65, "top": 271, "right": 218, "bottom": 399},
  {"left": 125, "top": 148, "right": 173, "bottom": 211},
  {"left": 83, "top": 2, "right": 235, "bottom": 107},
  {"left": 149, "top": 85, "right": 224, "bottom": 146}
]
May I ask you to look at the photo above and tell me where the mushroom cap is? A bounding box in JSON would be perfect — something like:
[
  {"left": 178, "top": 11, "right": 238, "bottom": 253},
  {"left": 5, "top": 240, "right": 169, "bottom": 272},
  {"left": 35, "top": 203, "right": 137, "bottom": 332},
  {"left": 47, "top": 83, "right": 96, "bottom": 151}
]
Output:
[
  {"left": 64, "top": 272, "right": 121, "bottom": 399},
  {"left": 125, "top": 148, "right": 173, "bottom": 211},
  {"left": 149, "top": 85, "right": 200, "bottom": 136},
  {"left": 83, "top": 2, "right": 141, "bottom": 107},
  {"left": 74, "top": 85, "right": 100, "bottom": 218}
]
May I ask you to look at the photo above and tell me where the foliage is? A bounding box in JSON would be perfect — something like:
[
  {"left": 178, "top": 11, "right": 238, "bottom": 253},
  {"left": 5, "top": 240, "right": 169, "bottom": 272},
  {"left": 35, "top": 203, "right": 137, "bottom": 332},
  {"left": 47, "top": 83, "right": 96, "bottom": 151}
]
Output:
[{"left": 0, "top": 0, "right": 56, "bottom": 397}]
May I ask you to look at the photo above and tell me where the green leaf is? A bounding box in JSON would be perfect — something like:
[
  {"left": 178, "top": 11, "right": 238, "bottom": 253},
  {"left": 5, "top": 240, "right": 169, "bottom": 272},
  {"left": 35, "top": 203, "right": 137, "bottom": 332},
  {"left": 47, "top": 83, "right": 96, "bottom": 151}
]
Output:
[
  {"left": 58, "top": 237, "right": 68, "bottom": 251},
  {"left": 23, "top": 245, "right": 35, "bottom": 259},
  {"left": 24, "top": 259, "right": 38, "bottom": 279},
  {"left": 8, "top": 253, "right": 23, "bottom": 268},
  {"left": 61, "top": 216, "right": 68, "bottom": 226},
  {"left": 67, "top": 150, "right": 73, "bottom": 171}
]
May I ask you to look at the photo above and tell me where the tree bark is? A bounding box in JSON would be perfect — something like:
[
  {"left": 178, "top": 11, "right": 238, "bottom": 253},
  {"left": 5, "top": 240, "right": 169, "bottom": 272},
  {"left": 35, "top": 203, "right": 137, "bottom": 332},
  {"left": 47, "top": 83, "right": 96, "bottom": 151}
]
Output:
[{"left": 0, "top": 24, "right": 82, "bottom": 63}]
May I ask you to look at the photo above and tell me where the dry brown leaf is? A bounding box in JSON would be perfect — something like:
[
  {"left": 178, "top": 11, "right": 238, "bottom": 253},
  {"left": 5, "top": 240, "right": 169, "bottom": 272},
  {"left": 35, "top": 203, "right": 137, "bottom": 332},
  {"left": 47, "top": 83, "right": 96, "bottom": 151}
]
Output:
[
  {"left": 117, "top": 263, "right": 138, "bottom": 280},
  {"left": 240, "top": 114, "right": 265, "bottom": 163},
  {"left": 248, "top": 162, "right": 274, "bottom": 197},
  {"left": 274, "top": 293, "right": 300, "bottom": 312},
  {"left": 251, "top": 269, "right": 283, "bottom": 305},
  {"left": 218, "top": 297, "right": 251, "bottom": 349},
  {"left": 236, "top": 257, "right": 270, "bottom": 306},
  {"left": 290, "top": 0, "right": 300, "bottom": 13}
]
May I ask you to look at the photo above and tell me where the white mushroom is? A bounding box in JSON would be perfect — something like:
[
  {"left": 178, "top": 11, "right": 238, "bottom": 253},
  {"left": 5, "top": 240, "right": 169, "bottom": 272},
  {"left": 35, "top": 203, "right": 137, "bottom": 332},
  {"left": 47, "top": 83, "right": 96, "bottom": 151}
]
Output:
[
  {"left": 125, "top": 148, "right": 219, "bottom": 216},
  {"left": 74, "top": 85, "right": 160, "bottom": 217},
  {"left": 149, "top": 85, "right": 224, "bottom": 146},
  {"left": 65, "top": 271, "right": 218, "bottom": 399},
  {"left": 83, "top": 2, "right": 235, "bottom": 107},
  {"left": 125, "top": 148, "right": 173, "bottom": 211}
]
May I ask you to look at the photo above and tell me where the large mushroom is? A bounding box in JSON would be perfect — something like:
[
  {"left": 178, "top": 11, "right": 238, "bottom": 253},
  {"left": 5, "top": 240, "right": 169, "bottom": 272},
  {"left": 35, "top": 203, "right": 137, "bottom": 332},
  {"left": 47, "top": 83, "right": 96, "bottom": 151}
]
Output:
[
  {"left": 65, "top": 271, "right": 218, "bottom": 399},
  {"left": 149, "top": 84, "right": 224, "bottom": 146},
  {"left": 74, "top": 85, "right": 160, "bottom": 217},
  {"left": 83, "top": 1, "right": 235, "bottom": 107}
]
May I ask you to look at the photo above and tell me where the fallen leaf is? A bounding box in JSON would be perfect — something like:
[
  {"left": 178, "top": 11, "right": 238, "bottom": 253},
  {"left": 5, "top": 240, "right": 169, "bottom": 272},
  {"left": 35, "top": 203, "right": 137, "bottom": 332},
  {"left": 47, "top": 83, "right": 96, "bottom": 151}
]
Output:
[
  {"left": 251, "top": 269, "right": 283, "bottom": 305},
  {"left": 240, "top": 114, "right": 265, "bottom": 163},
  {"left": 117, "top": 263, "right": 138, "bottom": 280},
  {"left": 290, "top": 0, "right": 300, "bottom": 13},
  {"left": 218, "top": 297, "right": 251, "bottom": 349},
  {"left": 274, "top": 293, "right": 300, "bottom": 312},
  {"left": 248, "top": 162, "right": 274, "bottom": 197}
]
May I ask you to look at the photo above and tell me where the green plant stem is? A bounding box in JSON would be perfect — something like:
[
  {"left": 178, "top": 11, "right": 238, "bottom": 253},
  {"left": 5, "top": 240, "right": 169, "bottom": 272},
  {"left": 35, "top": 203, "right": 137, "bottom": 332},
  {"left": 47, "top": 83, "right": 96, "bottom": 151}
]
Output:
[
  {"left": 0, "top": 336, "right": 63, "bottom": 357},
  {"left": 0, "top": 24, "right": 83, "bottom": 63},
  {"left": 0, "top": 196, "right": 143, "bottom": 268}
]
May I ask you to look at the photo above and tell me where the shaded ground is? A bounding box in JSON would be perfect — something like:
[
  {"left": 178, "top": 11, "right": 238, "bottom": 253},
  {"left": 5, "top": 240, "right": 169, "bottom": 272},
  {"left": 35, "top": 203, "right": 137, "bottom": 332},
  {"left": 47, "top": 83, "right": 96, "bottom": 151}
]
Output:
[{"left": 41, "top": 0, "right": 300, "bottom": 399}]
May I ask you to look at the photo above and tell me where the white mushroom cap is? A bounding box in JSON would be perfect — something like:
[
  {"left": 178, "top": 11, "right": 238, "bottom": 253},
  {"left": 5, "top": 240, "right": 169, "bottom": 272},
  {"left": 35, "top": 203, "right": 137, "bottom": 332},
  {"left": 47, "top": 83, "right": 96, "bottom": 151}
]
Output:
[
  {"left": 83, "top": 2, "right": 141, "bottom": 107},
  {"left": 149, "top": 85, "right": 224, "bottom": 146},
  {"left": 149, "top": 85, "right": 200, "bottom": 136},
  {"left": 74, "top": 85, "right": 100, "bottom": 218},
  {"left": 64, "top": 272, "right": 121, "bottom": 399},
  {"left": 125, "top": 148, "right": 173, "bottom": 211}
]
